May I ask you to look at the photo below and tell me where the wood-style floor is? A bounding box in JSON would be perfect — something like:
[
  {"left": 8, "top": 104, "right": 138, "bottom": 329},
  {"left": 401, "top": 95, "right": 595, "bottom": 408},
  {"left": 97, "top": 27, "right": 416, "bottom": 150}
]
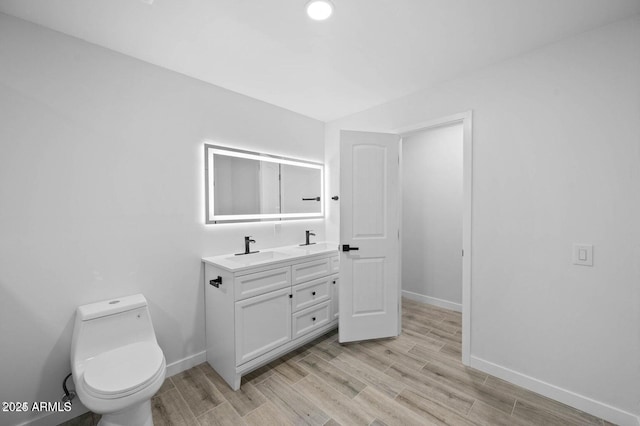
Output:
[{"left": 62, "top": 298, "right": 614, "bottom": 426}]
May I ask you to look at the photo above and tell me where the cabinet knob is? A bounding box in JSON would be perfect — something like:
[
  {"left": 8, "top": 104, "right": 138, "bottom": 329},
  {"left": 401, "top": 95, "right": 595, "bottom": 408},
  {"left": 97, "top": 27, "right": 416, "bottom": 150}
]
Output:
[
  {"left": 332, "top": 280, "right": 336, "bottom": 284},
  {"left": 312, "top": 291, "right": 316, "bottom": 296},
  {"left": 312, "top": 317, "right": 316, "bottom": 321},
  {"left": 289, "top": 294, "right": 293, "bottom": 299}
]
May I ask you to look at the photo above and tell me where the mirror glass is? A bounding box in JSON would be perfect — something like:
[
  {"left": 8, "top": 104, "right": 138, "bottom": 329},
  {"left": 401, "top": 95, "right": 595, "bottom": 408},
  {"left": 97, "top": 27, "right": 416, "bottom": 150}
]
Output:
[{"left": 205, "top": 145, "right": 324, "bottom": 223}]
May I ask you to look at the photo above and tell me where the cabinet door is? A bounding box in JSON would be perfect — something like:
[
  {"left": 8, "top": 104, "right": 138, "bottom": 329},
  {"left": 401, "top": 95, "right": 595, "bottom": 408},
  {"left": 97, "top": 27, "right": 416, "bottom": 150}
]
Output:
[
  {"left": 235, "top": 288, "right": 291, "bottom": 365},
  {"left": 331, "top": 277, "right": 339, "bottom": 321}
]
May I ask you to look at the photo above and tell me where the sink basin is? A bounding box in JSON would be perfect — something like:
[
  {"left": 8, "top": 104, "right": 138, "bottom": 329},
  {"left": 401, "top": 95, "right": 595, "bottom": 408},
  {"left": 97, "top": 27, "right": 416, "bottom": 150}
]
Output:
[
  {"left": 224, "top": 251, "right": 290, "bottom": 265},
  {"left": 294, "top": 242, "right": 336, "bottom": 253}
]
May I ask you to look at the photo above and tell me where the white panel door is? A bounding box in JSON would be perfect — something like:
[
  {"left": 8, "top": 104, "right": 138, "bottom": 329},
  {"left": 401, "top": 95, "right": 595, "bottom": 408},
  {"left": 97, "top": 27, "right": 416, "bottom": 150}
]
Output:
[{"left": 339, "top": 130, "right": 400, "bottom": 343}]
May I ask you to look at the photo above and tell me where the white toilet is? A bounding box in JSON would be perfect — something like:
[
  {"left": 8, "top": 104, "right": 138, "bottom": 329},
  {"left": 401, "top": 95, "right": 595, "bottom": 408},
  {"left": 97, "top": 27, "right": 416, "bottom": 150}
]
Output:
[{"left": 71, "top": 294, "right": 166, "bottom": 426}]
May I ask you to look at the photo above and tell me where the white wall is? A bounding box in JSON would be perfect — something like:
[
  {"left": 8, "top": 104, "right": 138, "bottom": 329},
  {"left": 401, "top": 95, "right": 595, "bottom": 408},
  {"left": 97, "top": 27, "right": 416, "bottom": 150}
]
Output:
[
  {"left": 326, "top": 15, "right": 640, "bottom": 424},
  {"left": 0, "top": 14, "right": 325, "bottom": 426},
  {"left": 402, "top": 124, "right": 463, "bottom": 309}
]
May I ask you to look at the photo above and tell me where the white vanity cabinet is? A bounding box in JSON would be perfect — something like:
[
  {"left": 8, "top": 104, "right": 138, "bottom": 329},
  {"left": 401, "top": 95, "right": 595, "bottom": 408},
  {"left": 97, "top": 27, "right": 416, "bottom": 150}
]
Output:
[{"left": 203, "top": 246, "right": 338, "bottom": 390}]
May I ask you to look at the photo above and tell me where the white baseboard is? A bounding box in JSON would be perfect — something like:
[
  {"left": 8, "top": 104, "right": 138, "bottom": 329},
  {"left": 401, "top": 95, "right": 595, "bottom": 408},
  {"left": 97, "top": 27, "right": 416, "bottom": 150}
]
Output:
[
  {"left": 402, "top": 289, "right": 462, "bottom": 312},
  {"left": 19, "top": 351, "right": 208, "bottom": 426},
  {"left": 470, "top": 355, "right": 640, "bottom": 426},
  {"left": 165, "top": 350, "right": 207, "bottom": 377}
]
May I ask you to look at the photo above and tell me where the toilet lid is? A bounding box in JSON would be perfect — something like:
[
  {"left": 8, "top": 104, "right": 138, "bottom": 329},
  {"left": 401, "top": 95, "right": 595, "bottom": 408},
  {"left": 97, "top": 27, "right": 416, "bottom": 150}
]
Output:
[{"left": 83, "top": 342, "right": 164, "bottom": 396}]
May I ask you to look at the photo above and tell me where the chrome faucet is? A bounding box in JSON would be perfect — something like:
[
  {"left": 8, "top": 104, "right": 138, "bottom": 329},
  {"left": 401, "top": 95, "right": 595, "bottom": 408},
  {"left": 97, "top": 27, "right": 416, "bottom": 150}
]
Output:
[
  {"left": 235, "top": 236, "right": 258, "bottom": 256},
  {"left": 300, "top": 230, "right": 316, "bottom": 246}
]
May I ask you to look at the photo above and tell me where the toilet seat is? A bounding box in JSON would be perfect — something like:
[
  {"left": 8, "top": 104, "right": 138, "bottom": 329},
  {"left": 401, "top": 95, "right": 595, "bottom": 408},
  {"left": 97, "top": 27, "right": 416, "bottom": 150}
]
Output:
[{"left": 83, "top": 341, "right": 164, "bottom": 399}]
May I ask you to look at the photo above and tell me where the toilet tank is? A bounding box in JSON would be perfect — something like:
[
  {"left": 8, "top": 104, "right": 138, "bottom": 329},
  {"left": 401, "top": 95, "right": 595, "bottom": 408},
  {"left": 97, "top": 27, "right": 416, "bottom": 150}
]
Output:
[{"left": 71, "top": 294, "right": 159, "bottom": 371}]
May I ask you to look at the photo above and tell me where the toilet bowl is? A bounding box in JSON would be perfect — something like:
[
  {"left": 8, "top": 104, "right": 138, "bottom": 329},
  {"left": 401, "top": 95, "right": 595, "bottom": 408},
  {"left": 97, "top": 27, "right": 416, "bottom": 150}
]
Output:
[{"left": 71, "top": 294, "right": 166, "bottom": 426}]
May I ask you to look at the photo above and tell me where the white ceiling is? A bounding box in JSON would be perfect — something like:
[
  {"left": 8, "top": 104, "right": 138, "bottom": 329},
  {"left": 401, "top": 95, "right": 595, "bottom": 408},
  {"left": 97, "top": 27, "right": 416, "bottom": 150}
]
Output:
[{"left": 1, "top": 0, "right": 639, "bottom": 121}]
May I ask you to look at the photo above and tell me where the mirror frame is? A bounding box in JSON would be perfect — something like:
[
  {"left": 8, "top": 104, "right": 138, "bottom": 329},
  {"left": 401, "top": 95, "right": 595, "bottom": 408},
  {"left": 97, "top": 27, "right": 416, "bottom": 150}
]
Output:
[{"left": 205, "top": 144, "right": 324, "bottom": 224}]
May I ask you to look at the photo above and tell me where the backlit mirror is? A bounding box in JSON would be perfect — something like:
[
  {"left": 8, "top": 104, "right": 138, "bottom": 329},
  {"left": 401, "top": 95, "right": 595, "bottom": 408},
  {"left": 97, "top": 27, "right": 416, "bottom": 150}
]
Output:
[{"left": 205, "top": 144, "right": 324, "bottom": 223}]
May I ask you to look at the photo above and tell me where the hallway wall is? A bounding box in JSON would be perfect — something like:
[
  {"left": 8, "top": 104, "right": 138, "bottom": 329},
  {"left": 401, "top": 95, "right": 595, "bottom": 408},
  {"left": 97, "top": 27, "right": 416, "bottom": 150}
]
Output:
[{"left": 402, "top": 123, "right": 463, "bottom": 310}]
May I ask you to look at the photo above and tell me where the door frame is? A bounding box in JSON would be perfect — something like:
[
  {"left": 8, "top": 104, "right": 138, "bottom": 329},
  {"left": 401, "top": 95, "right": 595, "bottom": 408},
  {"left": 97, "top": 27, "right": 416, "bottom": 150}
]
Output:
[{"left": 393, "top": 110, "right": 473, "bottom": 365}]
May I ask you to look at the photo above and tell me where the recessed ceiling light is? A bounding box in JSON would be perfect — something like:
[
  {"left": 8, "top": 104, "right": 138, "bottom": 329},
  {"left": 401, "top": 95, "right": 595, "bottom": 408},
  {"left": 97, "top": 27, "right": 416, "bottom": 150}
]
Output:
[{"left": 306, "top": 0, "right": 334, "bottom": 21}]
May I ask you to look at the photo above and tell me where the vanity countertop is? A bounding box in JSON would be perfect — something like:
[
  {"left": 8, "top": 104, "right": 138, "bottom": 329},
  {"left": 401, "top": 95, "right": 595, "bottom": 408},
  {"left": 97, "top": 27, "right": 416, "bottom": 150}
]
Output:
[{"left": 202, "top": 242, "right": 339, "bottom": 272}]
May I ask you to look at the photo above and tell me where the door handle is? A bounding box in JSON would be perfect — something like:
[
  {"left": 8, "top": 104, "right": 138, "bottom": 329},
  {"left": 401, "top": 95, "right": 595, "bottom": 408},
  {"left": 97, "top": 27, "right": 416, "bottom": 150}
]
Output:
[{"left": 342, "top": 244, "right": 359, "bottom": 252}]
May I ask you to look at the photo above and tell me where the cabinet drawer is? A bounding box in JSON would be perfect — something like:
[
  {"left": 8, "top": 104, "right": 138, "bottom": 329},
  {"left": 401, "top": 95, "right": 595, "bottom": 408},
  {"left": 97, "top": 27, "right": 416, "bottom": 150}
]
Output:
[
  {"left": 234, "top": 267, "right": 291, "bottom": 301},
  {"left": 292, "top": 258, "right": 331, "bottom": 285},
  {"left": 292, "top": 301, "right": 331, "bottom": 339},
  {"left": 292, "top": 277, "right": 331, "bottom": 312},
  {"left": 330, "top": 256, "right": 339, "bottom": 273}
]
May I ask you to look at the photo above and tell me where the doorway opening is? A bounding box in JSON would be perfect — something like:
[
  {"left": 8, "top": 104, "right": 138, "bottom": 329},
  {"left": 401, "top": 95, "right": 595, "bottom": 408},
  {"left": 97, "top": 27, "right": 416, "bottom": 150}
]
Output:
[
  {"left": 337, "top": 112, "right": 472, "bottom": 364},
  {"left": 401, "top": 122, "right": 463, "bottom": 310},
  {"left": 395, "top": 111, "right": 472, "bottom": 364}
]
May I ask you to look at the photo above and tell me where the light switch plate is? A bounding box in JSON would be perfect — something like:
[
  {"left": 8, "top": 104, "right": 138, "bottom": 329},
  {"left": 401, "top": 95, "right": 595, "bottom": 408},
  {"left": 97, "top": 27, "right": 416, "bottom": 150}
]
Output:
[{"left": 572, "top": 244, "right": 593, "bottom": 266}]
